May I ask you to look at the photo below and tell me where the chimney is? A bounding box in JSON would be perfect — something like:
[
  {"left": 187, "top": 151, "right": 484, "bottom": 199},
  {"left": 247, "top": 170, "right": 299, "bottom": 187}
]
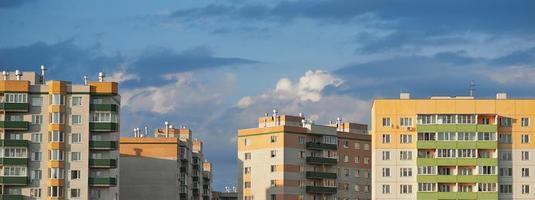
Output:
[
  {"left": 2, "top": 71, "right": 8, "bottom": 80},
  {"left": 40, "top": 65, "right": 47, "bottom": 84},
  {"left": 400, "top": 92, "right": 410, "bottom": 99},
  {"left": 15, "top": 70, "right": 22, "bottom": 80},
  {"left": 496, "top": 92, "right": 507, "bottom": 100},
  {"left": 98, "top": 72, "right": 105, "bottom": 82},
  {"left": 165, "top": 121, "right": 170, "bottom": 138}
]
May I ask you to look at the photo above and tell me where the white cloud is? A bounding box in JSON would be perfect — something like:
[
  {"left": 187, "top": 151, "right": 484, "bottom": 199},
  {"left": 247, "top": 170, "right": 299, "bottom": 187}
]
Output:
[
  {"left": 107, "top": 71, "right": 139, "bottom": 83},
  {"left": 487, "top": 65, "right": 535, "bottom": 85}
]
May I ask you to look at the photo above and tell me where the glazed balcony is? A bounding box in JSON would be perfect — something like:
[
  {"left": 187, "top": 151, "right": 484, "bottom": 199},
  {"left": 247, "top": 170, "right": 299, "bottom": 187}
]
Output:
[
  {"left": 89, "top": 141, "right": 118, "bottom": 150},
  {"left": 89, "top": 177, "right": 117, "bottom": 187},
  {"left": 305, "top": 171, "right": 337, "bottom": 179},
  {"left": 0, "top": 121, "right": 29, "bottom": 131},
  {"left": 89, "top": 122, "right": 118, "bottom": 132},
  {"left": 306, "top": 142, "right": 337, "bottom": 150},
  {"left": 90, "top": 104, "right": 119, "bottom": 112},
  {"left": 89, "top": 159, "right": 117, "bottom": 168},
  {"left": 305, "top": 157, "right": 337, "bottom": 165},
  {"left": 305, "top": 186, "right": 337, "bottom": 194},
  {"left": 0, "top": 103, "right": 29, "bottom": 112}
]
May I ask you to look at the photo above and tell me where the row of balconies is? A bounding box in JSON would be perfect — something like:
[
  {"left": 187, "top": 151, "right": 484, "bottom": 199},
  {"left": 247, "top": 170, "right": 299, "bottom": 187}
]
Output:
[
  {"left": 0, "top": 176, "right": 116, "bottom": 186},
  {"left": 305, "top": 157, "right": 338, "bottom": 165},
  {"left": 417, "top": 158, "right": 497, "bottom": 166},
  {"left": 0, "top": 121, "right": 119, "bottom": 132},
  {"left": 417, "top": 141, "right": 497, "bottom": 149},
  {"left": 416, "top": 175, "right": 498, "bottom": 183},
  {"left": 416, "top": 124, "right": 497, "bottom": 132},
  {"left": 418, "top": 192, "right": 497, "bottom": 200},
  {"left": 0, "top": 103, "right": 118, "bottom": 113}
]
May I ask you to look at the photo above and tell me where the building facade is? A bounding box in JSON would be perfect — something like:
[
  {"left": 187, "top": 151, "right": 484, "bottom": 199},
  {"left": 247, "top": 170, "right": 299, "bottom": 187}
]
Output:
[
  {"left": 119, "top": 124, "right": 212, "bottom": 200},
  {"left": 0, "top": 70, "right": 119, "bottom": 199},
  {"left": 372, "top": 92, "right": 535, "bottom": 200},
  {"left": 237, "top": 111, "right": 371, "bottom": 200}
]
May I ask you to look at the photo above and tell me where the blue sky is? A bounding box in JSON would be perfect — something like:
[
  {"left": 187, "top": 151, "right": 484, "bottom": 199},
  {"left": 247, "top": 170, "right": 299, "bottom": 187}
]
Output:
[{"left": 2, "top": 0, "right": 535, "bottom": 190}]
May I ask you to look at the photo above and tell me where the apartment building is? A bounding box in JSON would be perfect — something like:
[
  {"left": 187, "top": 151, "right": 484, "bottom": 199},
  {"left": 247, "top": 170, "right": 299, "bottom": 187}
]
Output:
[
  {"left": 119, "top": 123, "right": 213, "bottom": 200},
  {"left": 237, "top": 111, "right": 371, "bottom": 200},
  {"left": 0, "top": 69, "right": 119, "bottom": 199},
  {"left": 372, "top": 92, "right": 535, "bottom": 200}
]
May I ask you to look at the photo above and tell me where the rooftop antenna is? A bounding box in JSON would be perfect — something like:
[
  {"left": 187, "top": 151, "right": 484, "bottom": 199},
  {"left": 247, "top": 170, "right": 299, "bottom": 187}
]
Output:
[
  {"left": 98, "top": 72, "right": 105, "bottom": 82},
  {"left": 40, "top": 65, "right": 47, "bottom": 84},
  {"left": 83, "top": 75, "right": 88, "bottom": 85},
  {"left": 144, "top": 126, "right": 148, "bottom": 137},
  {"left": 469, "top": 80, "right": 476, "bottom": 97},
  {"left": 2, "top": 71, "right": 8, "bottom": 80}
]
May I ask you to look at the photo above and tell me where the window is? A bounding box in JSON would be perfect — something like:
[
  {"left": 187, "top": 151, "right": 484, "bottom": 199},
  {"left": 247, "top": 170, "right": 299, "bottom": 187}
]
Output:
[
  {"left": 48, "top": 168, "right": 64, "bottom": 179},
  {"left": 522, "top": 168, "right": 530, "bottom": 177},
  {"left": 499, "top": 151, "right": 512, "bottom": 160},
  {"left": 50, "top": 112, "right": 65, "bottom": 124},
  {"left": 5, "top": 93, "right": 28, "bottom": 103},
  {"left": 244, "top": 153, "right": 251, "bottom": 160},
  {"left": 382, "top": 134, "right": 391, "bottom": 144},
  {"left": 31, "top": 97, "right": 42, "bottom": 106},
  {"left": 244, "top": 138, "right": 251, "bottom": 146},
  {"left": 400, "top": 117, "right": 412, "bottom": 127},
  {"left": 31, "top": 115, "right": 43, "bottom": 125},
  {"left": 417, "top": 115, "right": 436, "bottom": 124},
  {"left": 30, "top": 188, "right": 42, "bottom": 198},
  {"left": 499, "top": 134, "right": 512, "bottom": 144},
  {"left": 49, "top": 150, "right": 64, "bottom": 161},
  {"left": 32, "top": 152, "right": 42, "bottom": 161},
  {"left": 400, "top": 151, "right": 412, "bottom": 160},
  {"left": 71, "top": 115, "right": 82, "bottom": 125},
  {"left": 355, "top": 156, "right": 360, "bottom": 163},
  {"left": 500, "top": 117, "right": 512, "bottom": 127},
  {"left": 459, "top": 185, "right": 473, "bottom": 192},
  {"left": 382, "top": 118, "right": 391, "bottom": 127},
  {"left": 344, "top": 155, "right": 349, "bottom": 162},
  {"left": 522, "top": 151, "right": 530, "bottom": 160},
  {"left": 522, "top": 134, "right": 530, "bottom": 144},
  {"left": 3, "top": 148, "right": 27, "bottom": 158},
  {"left": 437, "top": 115, "right": 455, "bottom": 124},
  {"left": 418, "top": 132, "right": 436, "bottom": 141},
  {"left": 479, "top": 166, "right": 496, "bottom": 175},
  {"left": 522, "top": 184, "right": 530, "bottom": 194},
  {"left": 400, "top": 185, "right": 412, "bottom": 194},
  {"left": 400, "top": 134, "right": 412, "bottom": 144},
  {"left": 354, "top": 142, "right": 360, "bottom": 149},
  {"left": 478, "top": 132, "right": 496, "bottom": 141},
  {"left": 418, "top": 183, "right": 436, "bottom": 192},
  {"left": 458, "top": 167, "right": 473, "bottom": 175},
  {"left": 50, "top": 94, "right": 64, "bottom": 105},
  {"left": 71, "top": 152, "right": 81, "bottom": 161},
  {"left": 364, "top": 144, "right": 369, "bottom": 151},
  {"left": 499, "top": 168, "right": 512, "bottom": 177},
  {"left": 458, "top": 132, "right": 476, "bottom": 141},
  {"left": 270, "top": 150, "right": 276, "bottom": 158},
  {"left": 481, "top": 117, "right": 490, "bottom": 124},
  {"left": 3, "top": 166, "right": 27, "bottom": 176},
  {"left": 437, "top": 149, "right": 456, "bottom": 158},
  {"left": 71, "top": 133, "right": 81, "bottom": 143},
  {"left": 244, "top": 181, "right": 251, "bottom": 189},
  {"left": 382, "top": 168, "right": 391, "bottom": 177},
  {"left": 458, "top": 149, "right": 477, "bottom": 158},
  {"left": 270, "top": 135, "right": 277, "bottom": 143},
  {"left": 92, "top": 98, "right": 103, "bottom": 104},
  {"left": 298, "top": 136, "right": 305, "bottom": 144},
  {"left": 270, "top": 165, "right": 276, "bottom": 172},
  {"left": 418, "top": 166, "right": 436, "bottom": 175},
  {"left": 299, "top": 151, "right": 305, "bottom": 158},
  {"left": 71, "top": 170, "right": 81, "bottom": 180},
  {"left": 364, "top": 157, "right": 369, "bottom": 164},
  {"left": 323, "top": 136, "right": 337, "bottom": 144},
  {"left": 48, "top": 186, "right": 63, "bottom": 198},
  {"left": 91, "top": 112, "right": 116, "bottom": 122},
  {"left": 400, "top": 168, "right": 412, "bottom": 177},
  {"left": 382, "top": 185, "right": 390, "bottom": 194},
  {"left": 31, "top": 133, "right": 42, "bottom": 143},
  {"left": 31, "top": 170, "right": 42, "bottom": 180},
  {"left": 71, "top": 97, "right": 82, "bottom": 106},
  {"left": 71, "top": 189, "right": 80, "bottom": 198},
  {"left": 382, "top": 151, "right": 390, "bottom": 160},
  {"left": 458, "top": 115, "right": 476, "bottom": 124},
  {"left": 343, "top": 140, "right": 349, "bottom": 148},
  {"left": 522, "top": 117, "right": 530, "bottom": 127},
  {"left": 499, "top": 184, "right": 513, "bottom": 193},
  {"left": 49, "top": 131, "right": 64, "bottom": 142},
  {"left": 244, "top": 167, "right": 251, "bottom": 174},
  {"left": 437, "top": 132, "right": 456, "bottom": 141}
]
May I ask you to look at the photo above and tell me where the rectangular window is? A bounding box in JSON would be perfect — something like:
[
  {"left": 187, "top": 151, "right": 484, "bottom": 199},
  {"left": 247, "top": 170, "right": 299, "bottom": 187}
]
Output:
[
  {"left": 31, "top": 170, "right": 42, "bottom": 180},
  {"left": 5, "top": 93, "right": 28, "bottom": 103},
  {"left": 382, "top": 151, "right": 390, "bottom": 160},
  {"left": 31, "top": 115, "right": 43, "bottom": 125},
  {"left": 50, "top": 112, "right": 65, "bottom": 124},
  {"left": 522, "top": 117, "right": 530, "bottom": 127},
  {"left": 71, "top": 170, "right": 81, "bottom": 180},
  {"left": 244, "top": 181, "right": 251, "bottom": 189},
  {"left": 382, "top": 118, "right": 391, "bottom": 127},
  {"left": 437, "top": 132, "right": 456, "bottom": 141},
  {"left": 71, "top": 133, "right": 81, "bottom": 143},
  {"left": 31, "top": 133, "right": 42, "bottom": 143},
  {"left": 71, "top": 188, "right": 81, "bottom": 198},
  {"left": 48, "top": 150, "right": 64, "bottom": 161},
  {"left": 499, "top": 134, "right": 512, "bottom": 144},
  {"left": 400, "top": 168, "right": 413, "bottom": 177},
  {"left": 244, "top": 167, "right": 251, "bottom": 174},
  {"left": 400, "top": 117, "right": 412, "bottom": 127},
  {"left": 50, "top": 94, "right": 64, "bottom": 105},
  {"left": 457, "top": 132, "right": 476, "bottom": 141},
  {"left": 31, "top": 152, "right": 42, "bottom": 161},
  {"left": 71, "top": 97, "right": 82, "bottom": 106},
  {"left": 400, "top": 185, "right": 412, "bottom": 194},
  {"left": 3, "top": 166, "right": 27, "bottom": 176},
  {"left": 91, "top": 112, "right": 116, "bottom": 122},
  {"left": 458, "top": 115, "right": 476, "bottom": 124},
  {"left": 400, "top": 134, "right": 412, "bottom": 144},
  {"left": 355, "top": 156, "right": 360, "bottom": 163},
  {"left": 270, "top": 150, "right": 276, "bottom": 158},
  {"left": 31, "top": 97, "right": 42, "bottom": 107},
  {"left": 343, "top": 140, "right": 349, "bottom": 148},
  {"left": 364, "top": 157, "right": 369, "bottom": 164},
  {"left": 30, "top": 188, "right": 42, "bottom": 198},
  {"left": 382, "top": 168, "right": 391, "bottom": 177},
  {"left": 48, "top": 186, "right": 63, "bottom": 198},
  {"left": 382, "top": 134, "right": 391, "bottom": 144},
  {"left": 477, "top": 132, "right": 496, "bottom": 141},
  {"left": 48, "top": 168, "right": 64, "bottom": 179},
  {"left": 418, "top": 166, "right": 436, "bottom": 175},
  {"left": 522, "top": 151, "right": 530, "bottom": 161},
  {"left": 458, "top": 149, "right": 477, "bottom": 158},
  {"left": 270, "top": 135, "right": 277, "bottom": 143},
  {"left": 522, "top": 134, "right": 530, "bottom": 144},
  {"left": 437, "top": 115, "right": 456, "bottom": 124},
  {"left": 364, "top": 144, "right": 369, "bottom": 151},
  {"left": 417, "top": 132, "right": 436, "bottom": 141},
  {"left": 417, "top": 115, "right": 436, "bottom": 125},
  {"left": 458, "top": 167, "right": 473, "bottom": 175},
  {"left": 499, "top": 184, "right": 513, "bottom": 193},
  {"left": 500, "top": 117, "right": 512, "bottom": 127},
  {"left": 270, "top": 165, "right": 276, "bottom": 172},
  {"left": 49, "top": 131, "right": 65, "bottom": 142},
  {"left": 3, "top": 148, "right": 27, "bottom": 158},
  {"left": 499, "top": 168, "right": 513, "bottom": 177},
  {"left": 499, "top": 152, "right": 512, "bottom": 161},
  {"left": 244, "top": 153, "right": 251, "bottom": 160},
  {"left": 522, "top": 184, "right": 530, "bottom": 194},
  {"left": 298, "top": 136, "right": 305, "bottom": 144},
  {"left": 354, "top": 142, "right": 360, "bottom": 149},
  {"left": 400, "top": 151, "right": 413, "bottom": 160},
  {"left": 244, "top": 138, "right": 251, "bottom": 146},
  {"left": 479, "top": 166, "right": 496, "bottom": 175},
  {"left": 418, "top": 183, "right": 436, "bottom": 192},
  {"left": 70, "top": 152, "right": 81, "bottom": 161},
  {"left": 437, "top": 149, "right": 456, "bottom": 158},
  {"left": 382, "top": 185, "right": 390, "bottom": 194},
  {"left": 522, "top": 168, "right": 530, "bottom": 177},
  {"left": 71, "top": 115, "right": 82, "bottom": 125}
]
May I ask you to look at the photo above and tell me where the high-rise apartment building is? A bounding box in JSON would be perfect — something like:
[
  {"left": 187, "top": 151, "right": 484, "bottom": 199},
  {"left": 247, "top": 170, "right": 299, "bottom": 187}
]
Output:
[
  {"left": 0, "top": 69, "right": 119, "bottom": 199},
  {"left": 237, "top": 111, "right": 371, "bottom": 200},
  {"left": 119, "top": 124, "right": 213, "bottom": 200},
  {"left": 372, "top": 92, "right": 535, "bottom": 200}
]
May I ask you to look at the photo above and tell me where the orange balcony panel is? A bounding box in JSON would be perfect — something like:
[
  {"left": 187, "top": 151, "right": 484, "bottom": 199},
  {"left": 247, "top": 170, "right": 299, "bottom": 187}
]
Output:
[
  {"left": 48, "top": 124, "right": 65, "bottom": 131},
  {"left": 0, "top": 80, "right": 30, "bottom": 93},
  {"left": 48, "top": 142, "right": 65, "bottom": 150},
  {"left": 89, "top": 82, "right": 118, "bottom": 95},
  {"left": 47, "top": 81, "right": 67, "bottom": 94},
  {"left": 48, "top": 105, "right": 65, "bottom": 113},
  {"left": 47, "top": 179, "right": 64, "bottom": 186},
  {"left": 47, "top": 161, "right": 64, "bottom": 168}
]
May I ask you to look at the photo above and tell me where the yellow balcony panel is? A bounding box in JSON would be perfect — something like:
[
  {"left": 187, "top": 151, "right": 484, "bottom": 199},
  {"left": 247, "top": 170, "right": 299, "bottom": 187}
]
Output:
[
  {"left": 48, "top": 142, "right": 64, "bottom": 150},
  {"left": 47, "top": 105, "right": 65, "bottom": 113},
  {"left": 0, "top": 80, "right": 30, "bottom": 93},
  {"left": 48, "top": 124, "right": 65, "bottom": 131},
  {"left": 47, "top": 81, "right": 67, "bottom": 94},
  {"left": 47, "top": 179, "right": 64, "bottom": 186},
  {"left": 89, "top": 82, "right": 118, "bottom": 95},
  {"left": 47, "top": 161, "right": 64, "bottom": 168}
]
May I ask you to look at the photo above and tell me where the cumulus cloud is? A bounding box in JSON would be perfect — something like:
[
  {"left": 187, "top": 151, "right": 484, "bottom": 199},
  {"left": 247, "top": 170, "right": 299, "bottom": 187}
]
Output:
[{"left": 487, "top": 65, "right": 535, "bottom": 85}]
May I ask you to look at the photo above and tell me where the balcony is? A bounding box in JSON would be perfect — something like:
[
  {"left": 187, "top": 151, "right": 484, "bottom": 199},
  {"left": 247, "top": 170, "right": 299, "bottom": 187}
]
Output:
[
  {"left": 305, "top": 186, "right": 337, "bottom": 194},
  {"left": 0, "top": 158, "right": 28, "bottom": 165},
  {"left": 0, "top": 103, "right": 29, "bottom": 112},
  {"left": 0, "top": 176, "right": 27, "bottom": 185},
  {"left": 89, "top": 159, "right": 117, "bottom": 168},
  {"left": 0, "top": 194, "right": 23, "bottom": 200},
  {"left": 0, "top": 121, "right": 29, "bottom": 131},
  {"left": 89, "top": 177, "right": 117, "bottom": 187},
  {"left": 90, "top": 104, "right": 119, "bottom": 112},
  {"left": 89, "top": 141, "right": 117, "bottom": 150},
  {"left": 306, "top": 171, "right": 337, "bottom": 179},
  {"left": 305, "top": 157, "right": 337, "bottom": 165},
  {"left": 416, "top": 141, "right": 436, "bottom": 149},
  {"left": 90, "top": 122, "right": 118, "bottom": 132},
  {"left": 306, "top": 142, "right": 337, "bottom": 150},
  {"left": 476, "top": 141, "right": 497, "bottom": 149},
  {"left": 0, "top": 140, "right": 28, "bottom": 147}
]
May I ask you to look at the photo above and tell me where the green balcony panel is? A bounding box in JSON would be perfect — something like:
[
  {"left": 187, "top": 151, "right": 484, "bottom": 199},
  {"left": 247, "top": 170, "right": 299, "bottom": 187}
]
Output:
[
  {"left": 457, "top": 158, "right": 477, "bottom": 166},
  {"left": 477, "top": 158, "right": 497, "bottom": 166},
  {"left": 436, "top": 158, "right": 457, "bottom": 166},
  {"left": 457, "top": 192, "right": 477, "bottom": 199},
  {"left": 89, "top": 122, "right": 118, "bottom": 132},
  {"left": 457, "top": 175, "right": 477, "bottom": 183},
  {"left": 0, "top": 158, "right": 28, "bottom": 165},
  {"left": 457, "top": 141, "right": 477, "bottom": 149},
  {"left": 0, "top": 139, "right": 29, "bottom": 147},
  {"left": 436, "top": 141, "right": 456, "bottom": 149},
  {"left": 89, "top": 141, "right": 118, "bottom": 150},
  {"left": 477, "top": 141, "right": 497, "bottom": 149},
  {"left": 305, "top": 186, "right": 337, "bottom": 194},
  {"left": 417, "top": 175, "right": 437, "bottom": 183},
  {"left": 89, "top": 177, "right": 117, "bottom": 187},
  {"left": 417, "top": 141, "right": 437, "bottom": 149},
  {"left": 477, "top": 175, "right": 498, "bottom": 183},
  {"left": 477, "top": 192, "right": 498, "bottom": 200},
  {"left": 437, "top": 192, "right": 458, "bottom": 199},
  {"left": 477, "top": 124, "right": 498, "bottom": 132},
  {"left": 456, "top": 124, "right": 478, "bottom": 132},
  {"left": 417, "top": 192, "right": 437, "bottom": 200},
  {"left": 0, "top": 176, "right": 27, "bottom": 185},
  {"left": 90, "top": 104, "right": 119, "bottom": 112},
  {"left": 305, "top": 171, "right": 337, "bottom": 179},
  {"left": 0, "top": 103, "right": 29, "bottom": 112},
  {"left": 0, "top": 194, "right": 24, "bottom": 200},
  {"left": 306, "top": 157, "right": 337, "bottom": 165},
  {"left": 437, "top": 175, "right": 457, "bottom": 183},
  {"left": 89, "top": 159, "right": 117, "bottom": 168},
  {"left": 305, "top": 142, "right": 337, "bottom": 150},
  {"left": 417, "top": 158, "right": 436, "bottom": 166},
  {"left": 416, "top": 125, "right": 439, "bottom": 132},
  {"left": 417, "top": 124, "right": 478, "bottom": 132},
  {"left": 0, "top": 121, "right": 29, "bottom": 131}
]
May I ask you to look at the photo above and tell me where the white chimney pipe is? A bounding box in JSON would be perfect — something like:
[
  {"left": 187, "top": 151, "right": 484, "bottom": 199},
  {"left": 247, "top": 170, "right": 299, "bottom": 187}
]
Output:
[
  {"left": 98, "top": 72, "right": 105, "bottom": 82},
  {"left": 15, "top": 70, "right": 22, "bottom": 80},
  {"left": 165, "top": 121, "right": 169, "bottom": 138},
  {"left": 2, "top": 71, "right": 8, "bottom": 80},
  {"left": 40, "top": 65, "right": 47, "bottom": 84}
]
